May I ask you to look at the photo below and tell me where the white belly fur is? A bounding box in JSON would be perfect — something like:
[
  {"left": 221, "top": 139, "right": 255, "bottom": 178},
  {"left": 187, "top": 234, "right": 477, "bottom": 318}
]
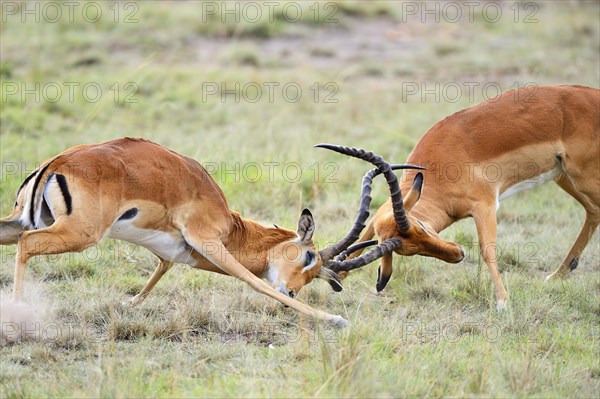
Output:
[
  {"left": 499, "top": 166, "right": 561, "bottom": 202},
  {"left": 107, "top": 220, "right": 197, "bottom": 266}
]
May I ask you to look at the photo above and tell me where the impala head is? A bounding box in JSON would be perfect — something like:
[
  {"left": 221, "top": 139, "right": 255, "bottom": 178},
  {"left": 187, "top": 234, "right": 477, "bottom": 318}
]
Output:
[
  {"left": 266, "top": 209, "right": 329, "bottom": 298},
  {"left": 315, "top": 144, "right": 465, "bottom": 291},
  {"left": 384, "top": 172, "right": 465, "bottom": 263}
]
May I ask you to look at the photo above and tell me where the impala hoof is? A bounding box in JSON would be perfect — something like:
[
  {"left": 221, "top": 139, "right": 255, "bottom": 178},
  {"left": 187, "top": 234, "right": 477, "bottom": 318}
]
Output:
[
  {"left": 545, "top": 272, "right": 565, "bottom": 281},
  {"left": 330, "top": 315, "right": 349, "bottom": 328},
  {"left": 128, "top": 295, "right": 144, "bottom": 307},
  {"left": 496, "top": 299, "right": 507, "bottom": 311}
]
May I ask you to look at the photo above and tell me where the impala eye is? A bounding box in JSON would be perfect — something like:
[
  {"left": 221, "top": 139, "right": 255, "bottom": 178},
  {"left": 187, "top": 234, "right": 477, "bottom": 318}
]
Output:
[
  {"left": 304, "top": 250, "right": 315, "bottom": 267},
  {"left": 417, "top": 220, "right": 428, "bottom": 232}
]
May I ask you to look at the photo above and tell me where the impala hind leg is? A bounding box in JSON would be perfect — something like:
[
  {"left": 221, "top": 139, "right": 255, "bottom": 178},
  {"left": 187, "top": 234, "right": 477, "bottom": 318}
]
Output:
[
  {"left": 180, "top": 227, "right": 348, "bottom": 327},
  {"left": 547, "top": 175, "right": 600, "bottom": 280},
  {"left": 13, "top": 219, "right": 101, "bottom": 301},
  {"left": 472, "top": 204, "right": 509, "bottom": 310},
  {"left": 129, "top": 257, "right": 173, "bottom": 306}
]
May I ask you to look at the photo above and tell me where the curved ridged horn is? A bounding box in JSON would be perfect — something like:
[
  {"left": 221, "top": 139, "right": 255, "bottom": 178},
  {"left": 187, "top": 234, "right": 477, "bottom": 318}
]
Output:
[
  {"left": 318, "top": 166, "right": 377, "bottom": 262},
  {"left": 316, "top": 144, "right": 424, "bottom": 262},
  {"left": 317, "top": 161, "right": 424, "bottom": 262},
  {"left": 336, "top": 239, "right": 379, "bottom": 261},
  {"left": 326, "top": 238, "right": 402, "bottom": 273}
]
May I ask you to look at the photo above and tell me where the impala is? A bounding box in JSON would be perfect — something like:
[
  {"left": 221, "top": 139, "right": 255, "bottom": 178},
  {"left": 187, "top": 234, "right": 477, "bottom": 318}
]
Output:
[
  {"left": 0, "top": 137, "right": 418, "bottom": 327},
  {"left": 319, "top": 85, "right": 599, "bottom": 309}
]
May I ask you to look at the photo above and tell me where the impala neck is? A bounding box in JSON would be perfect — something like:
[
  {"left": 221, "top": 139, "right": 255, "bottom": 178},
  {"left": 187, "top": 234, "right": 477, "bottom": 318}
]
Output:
[
  {"left": 225, "top": 212, "right": 296, "bottom": 276},
  {"left": 400, "top": 180, "right": 454, "bottom": 234},
  {"left": 410, "top": 199, "right": 454, "bottom": 233}
]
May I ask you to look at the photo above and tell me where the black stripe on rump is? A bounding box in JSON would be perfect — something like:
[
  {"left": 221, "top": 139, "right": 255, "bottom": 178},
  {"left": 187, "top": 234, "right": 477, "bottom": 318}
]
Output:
[
  {"left": 17, "top": 170, "right": 38, "bottom": 196},
  {"left": 54, "top": 174, "right": 73, "bottom": 215},
  {"left": 29, "top": 162, "right": 53, "bottom": 227},
  {"left": 118, "top": 208, "right": 138, "bottom": 221}
]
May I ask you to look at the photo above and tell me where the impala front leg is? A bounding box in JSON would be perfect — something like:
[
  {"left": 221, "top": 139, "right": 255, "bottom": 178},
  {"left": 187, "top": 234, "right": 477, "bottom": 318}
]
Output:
[
  {"left": 473, "top": 204, "right": 508, "bottom": 310},
  {"left": 181, "top": 228, "right": 348, "bottom": 327},
  {"left": 376, "top": 253, "right": 393, "bottom": 292}
]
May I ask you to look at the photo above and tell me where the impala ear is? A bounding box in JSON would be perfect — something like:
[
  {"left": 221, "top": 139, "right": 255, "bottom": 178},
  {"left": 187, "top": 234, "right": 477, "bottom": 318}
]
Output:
[
  {"left": 403, "top": 172, "right": 423, "bottom": 212},
  {"left": 297, "top": 208, "right": 315, "bottom": 242}
]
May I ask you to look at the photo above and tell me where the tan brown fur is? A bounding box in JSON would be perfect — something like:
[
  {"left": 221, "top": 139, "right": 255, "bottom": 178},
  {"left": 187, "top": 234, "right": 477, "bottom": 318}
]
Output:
[
  {"left": 350, "top": 85, "right": 599, "bottom": 308},
  {"left": 1, "top": 138, "right": 347, "bottom": 327}
]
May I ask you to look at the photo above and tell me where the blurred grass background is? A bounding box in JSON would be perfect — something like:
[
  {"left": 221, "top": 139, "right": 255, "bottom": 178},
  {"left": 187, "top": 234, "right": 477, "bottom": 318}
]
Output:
[{"left": 0, "top": 1, "right": 599, "bottom": 397}]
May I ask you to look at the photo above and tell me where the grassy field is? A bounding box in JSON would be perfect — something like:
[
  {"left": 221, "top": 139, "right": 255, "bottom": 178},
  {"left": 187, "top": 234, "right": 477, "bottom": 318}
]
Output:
[{"left": 1, "top": 1, "right": 599, "bottom": 397}]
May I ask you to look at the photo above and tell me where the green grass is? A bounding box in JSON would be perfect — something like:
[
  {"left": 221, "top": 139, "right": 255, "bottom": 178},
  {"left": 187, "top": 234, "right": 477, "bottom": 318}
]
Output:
[{"left": 1, "top": 1, "right": 599, "bottom": 397}]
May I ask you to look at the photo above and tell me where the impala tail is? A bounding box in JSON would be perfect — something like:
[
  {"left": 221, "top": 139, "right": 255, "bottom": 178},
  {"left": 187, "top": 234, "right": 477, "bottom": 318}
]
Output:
[
  {"left": 1, "top": 172, "right": 34, "bottom": 244},
  {"left": 0, "top": 218, "right": 25, "bottom": 245}
]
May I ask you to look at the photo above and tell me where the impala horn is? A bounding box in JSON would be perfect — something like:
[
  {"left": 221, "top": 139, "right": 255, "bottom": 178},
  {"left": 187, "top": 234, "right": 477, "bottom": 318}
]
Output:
[{"left": 316, "top": 144, "right": 424, "bottom": 277}]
